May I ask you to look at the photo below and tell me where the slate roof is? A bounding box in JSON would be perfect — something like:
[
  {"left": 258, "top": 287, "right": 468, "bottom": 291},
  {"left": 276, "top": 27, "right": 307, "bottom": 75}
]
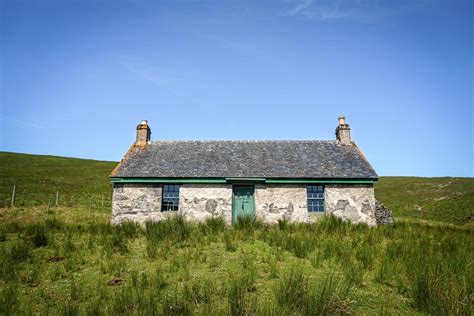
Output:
[{"left": 111, "top": 140, "right": 377, "bottom": 179}]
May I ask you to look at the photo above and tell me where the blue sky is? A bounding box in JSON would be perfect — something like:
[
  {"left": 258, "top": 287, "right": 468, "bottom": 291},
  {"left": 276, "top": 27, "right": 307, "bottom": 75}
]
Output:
[{"left": 1, "top": 0, "right": 472, "bottom": 176}]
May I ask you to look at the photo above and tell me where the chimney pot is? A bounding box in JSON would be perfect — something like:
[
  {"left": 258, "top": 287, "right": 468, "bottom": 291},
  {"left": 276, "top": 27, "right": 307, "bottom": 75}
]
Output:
[{"left": 338, "top": 115, "right": 346, "bottom": 125}]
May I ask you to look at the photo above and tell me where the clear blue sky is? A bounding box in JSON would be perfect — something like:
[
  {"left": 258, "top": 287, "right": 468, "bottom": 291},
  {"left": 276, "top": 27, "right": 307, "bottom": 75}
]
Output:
[{"left": 1, "top": 0, "right": 472, "bottom": 177}]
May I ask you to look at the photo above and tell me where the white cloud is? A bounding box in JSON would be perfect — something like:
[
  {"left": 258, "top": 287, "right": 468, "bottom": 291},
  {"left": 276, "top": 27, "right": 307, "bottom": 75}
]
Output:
[
  {"left": 287, "top": 0, "right": 351, "bottom": 20},
  {"left": 285, "top": 0, "right": 429, "bottom": 22}
]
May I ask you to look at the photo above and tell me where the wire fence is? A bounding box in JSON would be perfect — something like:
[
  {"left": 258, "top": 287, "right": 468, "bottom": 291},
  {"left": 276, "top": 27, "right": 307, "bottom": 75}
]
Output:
[{"left": 1, "top": 185, "right": 113, "bottom": 209}]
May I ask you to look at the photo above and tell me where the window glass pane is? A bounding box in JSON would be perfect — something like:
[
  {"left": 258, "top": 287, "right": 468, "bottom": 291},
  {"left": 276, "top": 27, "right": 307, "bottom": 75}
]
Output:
[
  {"left": 307, "top": 185, "right": 324, "bottom": 212},
  {"left": 162, "top": 184, "right": 180, "bottom": 211}
]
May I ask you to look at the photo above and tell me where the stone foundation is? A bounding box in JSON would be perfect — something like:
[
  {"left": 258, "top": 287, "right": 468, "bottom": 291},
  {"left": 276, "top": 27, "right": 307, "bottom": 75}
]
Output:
[{"left": 111, "top": 183, "right": 377, "bottom": 226}]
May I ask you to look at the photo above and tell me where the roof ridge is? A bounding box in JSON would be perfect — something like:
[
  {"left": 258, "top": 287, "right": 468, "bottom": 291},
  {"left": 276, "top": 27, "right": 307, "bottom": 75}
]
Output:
[{"left": 149, "top": 140, "right": 337, "bottom": 143}]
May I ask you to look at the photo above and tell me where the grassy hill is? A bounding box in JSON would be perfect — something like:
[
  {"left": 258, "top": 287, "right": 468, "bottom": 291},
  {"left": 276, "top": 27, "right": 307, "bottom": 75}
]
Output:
[
  {"left": 1, "top": 151, "right": 473, "bottom": 225},
  {"left": 0, "top": 152, "right": 472, "bottom": 315},
  {"left": 375, "top": 177, "right": 474, "bottom": 226},
  {"left": 0, "top": 152, "right": 115, "bottom": 208}
]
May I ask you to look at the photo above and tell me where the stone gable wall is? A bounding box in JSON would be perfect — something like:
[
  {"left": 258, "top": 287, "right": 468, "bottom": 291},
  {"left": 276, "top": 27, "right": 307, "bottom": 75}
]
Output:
[{"left": 111, "top": 183, "right": 377, "bottom": 226}]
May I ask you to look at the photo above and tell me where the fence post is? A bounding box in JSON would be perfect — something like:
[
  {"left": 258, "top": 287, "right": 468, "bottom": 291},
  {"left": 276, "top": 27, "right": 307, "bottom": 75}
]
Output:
[
  {"left": 55, "top": 191, "right": 59, "bottom": 207},
  {"left": 101, "top": 194, "right": 104, "bottom": 207},
  {"left": 11, "top": 185, "right": 16, "bottom": 208}
]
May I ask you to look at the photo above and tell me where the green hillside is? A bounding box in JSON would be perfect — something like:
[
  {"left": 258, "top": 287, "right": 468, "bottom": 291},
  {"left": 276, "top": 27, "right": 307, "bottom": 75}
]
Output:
[
  {"left": 0, "top": 152, "right": 472, "bottom": 315},
  {"left": 0, "top": 151, "right": 473, "bottom": 225},
  {"left": 0, "top": 152, "right": 115, "bottom": 208},
  {"left": 375, "top": 177, "right": 474, "bottom": 226}
]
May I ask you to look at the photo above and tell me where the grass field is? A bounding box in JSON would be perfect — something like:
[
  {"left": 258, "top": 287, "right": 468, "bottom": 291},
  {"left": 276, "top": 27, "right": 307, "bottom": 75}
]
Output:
[
  {"left": 1, "top": 151, "right": 473, "bottom": 225},
  {"left": 0, "top": 151, "right": 473, "bottom": 315}
]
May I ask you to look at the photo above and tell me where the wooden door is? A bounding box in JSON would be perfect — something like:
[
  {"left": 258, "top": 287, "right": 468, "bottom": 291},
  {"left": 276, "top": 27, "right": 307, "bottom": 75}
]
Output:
[{"left": 232, "top": 186, "right": 255, "bottom": 224}]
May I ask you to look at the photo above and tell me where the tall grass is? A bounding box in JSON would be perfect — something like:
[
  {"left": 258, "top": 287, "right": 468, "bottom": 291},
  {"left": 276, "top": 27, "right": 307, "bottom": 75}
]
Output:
[
  {"left": 0, "top": 215, "right": 471, "bottom": 315},
  {"left": 275, "top": 268, "right": 354, "bottom": 315}
]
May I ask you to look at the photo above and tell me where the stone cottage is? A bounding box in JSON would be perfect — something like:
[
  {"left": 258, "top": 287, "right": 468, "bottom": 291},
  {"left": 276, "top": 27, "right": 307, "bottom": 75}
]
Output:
[{"left": 110, "top": 116, "right": 378, "bottom": 226}]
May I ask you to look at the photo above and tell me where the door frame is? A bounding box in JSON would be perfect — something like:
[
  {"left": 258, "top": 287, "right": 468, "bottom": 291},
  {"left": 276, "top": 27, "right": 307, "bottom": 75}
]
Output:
[{"left": 232, "top": 185, "right": 256, "bottom": 224}]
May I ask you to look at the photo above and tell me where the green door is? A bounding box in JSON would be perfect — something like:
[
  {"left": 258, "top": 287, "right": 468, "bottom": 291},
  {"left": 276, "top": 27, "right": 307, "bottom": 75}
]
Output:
[{"left": 232, "top": 186, "right": 255, "bottom": 224}]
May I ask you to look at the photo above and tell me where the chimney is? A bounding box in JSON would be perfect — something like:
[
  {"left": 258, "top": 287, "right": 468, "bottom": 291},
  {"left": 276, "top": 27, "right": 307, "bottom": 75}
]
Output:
[
  {"left": 335, "top": 115, "right": 351, "bottom": 145},
  {"left": 136, "top": 120, "right": 151, "bottom": 145}
]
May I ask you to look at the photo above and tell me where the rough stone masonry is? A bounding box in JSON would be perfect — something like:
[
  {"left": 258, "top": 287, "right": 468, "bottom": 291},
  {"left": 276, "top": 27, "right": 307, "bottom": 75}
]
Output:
[{"left": 111, "top": 183, "right": 378, "bottom": 226}]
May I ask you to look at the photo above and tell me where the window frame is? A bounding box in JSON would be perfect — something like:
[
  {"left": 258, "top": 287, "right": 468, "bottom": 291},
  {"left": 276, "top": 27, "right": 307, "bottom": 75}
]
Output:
[
  {"left": 307, "top": 185, "right": 325, "bottom": 212},
  {"left": 161, "top": 184, "right": 181, "bottom": 212}
]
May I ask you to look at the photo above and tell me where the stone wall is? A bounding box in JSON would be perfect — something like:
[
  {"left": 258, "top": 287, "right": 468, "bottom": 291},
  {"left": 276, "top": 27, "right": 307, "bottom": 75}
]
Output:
[
  {"left": 374, "top": 200, "right": 394, "bottom": 225},
  {"left": 255, "top": 184, "right": 311, "bottom": 224},
  {"left": 179, "top": 184, "right": 233, "bottom": 224},
  {"left": 324, "top": 184, "right": 376, "bottom": 226},
  {"left": 111, "top": 183, "right": 377, "bottom": 226},
  {"left": 111, "top": 184, "right": 164, "bottom": 225}
]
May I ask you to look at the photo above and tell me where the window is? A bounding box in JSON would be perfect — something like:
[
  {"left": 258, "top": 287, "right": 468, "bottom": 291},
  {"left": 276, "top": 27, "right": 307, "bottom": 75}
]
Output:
[
  {"left": 162, "top": 184, "right": 180, "bottom": 211},
  {"left": 307, "top": 185, "right": 325, "bottom": 212}
]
